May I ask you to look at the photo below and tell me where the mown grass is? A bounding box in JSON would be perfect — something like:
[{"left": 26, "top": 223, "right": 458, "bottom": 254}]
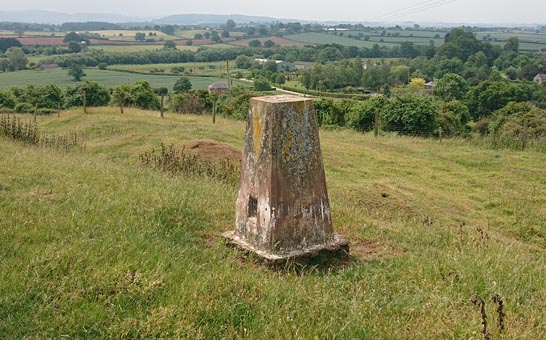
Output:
[{"left": 0, "top": 108, "right": 545, "bottom": 339}]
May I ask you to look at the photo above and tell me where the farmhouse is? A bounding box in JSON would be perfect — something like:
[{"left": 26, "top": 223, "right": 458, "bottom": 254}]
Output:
[
  {"left": 208, "top": 82, "right": 229, "bottom": 94},
  {"left": 534, "top": 73, "right": 546, "bottom": 84}
]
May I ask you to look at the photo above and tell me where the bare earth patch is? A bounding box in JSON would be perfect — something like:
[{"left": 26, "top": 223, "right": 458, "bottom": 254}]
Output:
[
  {"left": 184, "top": 139, "right": 241, "bottom": 162},
  {"left": 351, "top": 239, "right": 397, "bottom": 260}
]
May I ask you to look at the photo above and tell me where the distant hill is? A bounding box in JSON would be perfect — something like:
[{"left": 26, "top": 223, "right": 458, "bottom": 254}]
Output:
[
  {"left": 0, "top": 11, "right": 304, "bottom": 26},
  {"left": 0, "top": 11, "right": 145, "bottom": 24},
  {"left": 152, "top": 13, "right": 300, "bottom": 25}
]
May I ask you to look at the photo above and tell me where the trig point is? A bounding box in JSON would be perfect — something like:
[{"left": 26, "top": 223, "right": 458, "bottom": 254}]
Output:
[{"left": 223, "top": 95, "right": 349, "bottom": 261}]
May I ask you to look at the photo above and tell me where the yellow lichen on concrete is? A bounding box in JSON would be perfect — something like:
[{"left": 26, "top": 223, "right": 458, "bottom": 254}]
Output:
[{"left": 252, "top": 103, "right": 264, "bottom": 157}]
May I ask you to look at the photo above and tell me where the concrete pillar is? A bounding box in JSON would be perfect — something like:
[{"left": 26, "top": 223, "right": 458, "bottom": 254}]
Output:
[{"left": 223, "top": 95, "right": 348, "bottom": 260}]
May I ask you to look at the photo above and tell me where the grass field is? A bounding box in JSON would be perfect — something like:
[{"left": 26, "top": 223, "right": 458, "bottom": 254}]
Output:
[
  {"left": 227, "top": 36, "right": 306, "bottom": 47},
  {"left": 0, "top": 108, "right": 545, "bottom": 339},
  {"left": 109, "top": 61, "right": 242, "bottom": 77},
  {"left": 0, "top": 68, "right": 249, "bottom": 90},
  {"left": 285, "top": 32, "right": 401, "bottom": 48}
]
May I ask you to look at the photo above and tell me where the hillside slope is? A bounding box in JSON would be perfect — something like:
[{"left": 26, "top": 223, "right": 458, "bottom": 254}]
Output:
[{"left": 1, "top": 108, "right": 545, "bottom": 339}]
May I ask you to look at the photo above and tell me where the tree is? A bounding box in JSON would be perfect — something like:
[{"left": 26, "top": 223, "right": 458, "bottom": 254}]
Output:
[
  {"left": 194, "top": 33, "right": 203, "bottom": 40},
  {"left": 253, "top": 78, "right": 271, "bottom": 91},
  {"left": 436, "top": 28, "right": 483, "bottom": 62},
  {"left": 503, "top": 37, "right": 519, "bottom": 53},
  {"left": 211, "top": 31, "right": 221, "bottom": 43},
  {"left": 68, "top": 41, "right": 82, "bottom": 53},
  {"left": 130, "top": 81, "right": 160, "bottom": 110},
  {"left": 135, "top": 32, "right": 146, "bottom": 41},
  {"left": 466, "top": 81, "right": 528, "bottom": 120},
  {"left": 433, "top": 73, "right": 468, "bottom": 101},
  {"left": 160, "top": 25, "right": 175, "bottom": 35},
  {"left": 186, "top": 39, "right": 193, "bottom": 46},
  {"left": 63, "top": 31, "right": 81, "bottom": 43},
  {"left": 235, "top": 55, "right": 252, "bottom": 69},
  {"left": 248, "top": 39, "right": 262, "bottom": 48},
  {"left": 64, "top": 81, "right": 111, "bottom": 108},
  {"left": 226, "top": 19, "right": 236, "bottom": 30},
  {"left": 222, "top": 30, "right": 230, "bottom": 38},
  {"left": 0, "top": 59, "right": 9, "bottom": 72},
  {"left": 163, "top": 40, "right": 177, "bottom": 49},
  {"left": 68, "top": 65, "right": 86, "bottom": 81},
  {"left": 6, "top": 47, "right": 28, "bottom": 71},
  {"left": 0, "top": 38, "right": 22, "bottom": 53},
  {"left": 263, "top": 40, "right": 276, "bottom": 48},
  {"left": 173, "top": 76, "right": 192, "bottom": 93},
  {"left": 111, "top": 84, "right": 132, "bottom": 114}
]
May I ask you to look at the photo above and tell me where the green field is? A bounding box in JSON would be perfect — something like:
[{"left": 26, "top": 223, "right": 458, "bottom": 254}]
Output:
[
  {"left": 287, "top": 30, "right": 546, "bottom": 51},
  {"left": 109, "top": 61, "right": 242, "bottom": 77},
  {"left": 0, "top": 68, "right": 249, "bottom": 90},
  {"left": 285, "top": 32, "right": 402, "bottom": 48},
  {"left": 0, "top": 108, "right": 545, "bottom": 338}
]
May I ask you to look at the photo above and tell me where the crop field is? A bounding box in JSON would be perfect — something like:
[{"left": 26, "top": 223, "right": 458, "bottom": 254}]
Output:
[
  {"left": 227, "top": 36, "right": 306, "bottom": 47},
  {"left": 0, "top": 68, "right": 249, "bottom": 90},
  {"left": 0, "top": 108, "right": 545, "bottom": 339}
]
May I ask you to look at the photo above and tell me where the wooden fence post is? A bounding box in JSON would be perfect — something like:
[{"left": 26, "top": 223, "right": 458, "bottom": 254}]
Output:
[{"left": 522, "top": 119, "right": 529, "bottom": 150}]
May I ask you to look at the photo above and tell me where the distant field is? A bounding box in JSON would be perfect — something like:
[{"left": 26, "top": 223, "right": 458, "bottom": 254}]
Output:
[
  {"left": 285, "top": 32, "right": 400, "bottom": 48},
  {"left": 475, "top": 31, "right": 546, "bottom": 51},
  {"left": 174, "top": 30, "right": 245, "bottom": 39},
  {"left": 89, "top": 30, "right": 180, "bottom": 42},
  {"left": 89, "top": 44, "right": 199, "bottom": 53},
  {"left": 0, "top": 30, "right": 65, "bottom": 37},
  {"left": 227, "top": 36, "right": 305, "bottom": 47},
  {"left": 0, "top": 68, "right": 249, "bottom": 90},
  {"left": 109, "top": 61, "right": 242, "bottom": 77}
]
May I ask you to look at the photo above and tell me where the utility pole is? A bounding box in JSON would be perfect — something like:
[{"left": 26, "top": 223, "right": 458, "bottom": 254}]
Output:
[{"left": 374, "top": 109, "right": 379, "bottom": 138}]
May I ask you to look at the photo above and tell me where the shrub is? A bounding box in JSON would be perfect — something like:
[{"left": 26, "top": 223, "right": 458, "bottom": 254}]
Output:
[
  {"left": 380, "top": 94, "right": 438, "bottom": 136},
  {"left": 346, "top": 97, "right": 385, "bottom": 131},
  {"left": 14, "top": 102, "right": 34, "bottom": 113}
]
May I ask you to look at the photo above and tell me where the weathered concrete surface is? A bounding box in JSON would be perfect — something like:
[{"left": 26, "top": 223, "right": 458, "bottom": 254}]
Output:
[{"left": 223, "top": 95, "right": 348, "bottom": 260}]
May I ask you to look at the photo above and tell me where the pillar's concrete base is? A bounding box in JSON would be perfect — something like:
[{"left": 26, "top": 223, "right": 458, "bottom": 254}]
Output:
[{"left": 222, "top": 231, "right": 350, "bottom": 262}]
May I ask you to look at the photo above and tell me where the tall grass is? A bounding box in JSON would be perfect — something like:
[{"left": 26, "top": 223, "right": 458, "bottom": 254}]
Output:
[
  {"left": 0, "top": 114, "right": 83, "bottom": 150},
  {"left": 139, "top": 143, "right": 239, "bottom": 185}
]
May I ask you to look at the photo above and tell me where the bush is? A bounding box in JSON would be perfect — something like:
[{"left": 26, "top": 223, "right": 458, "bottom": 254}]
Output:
[
  {"left": 346, "top": 97, "right": 385, "bottom": 131},
  {"left": 0, "top": 90, "right": 17, "bottom": 109},
  {"left": 380, "top": 94, "right": 438, "bottom": 136},
  {"left": 14, "top": 102, "right": 34, "bottom": 113},
  {"left": 98, "top": 63, "right": 108, "bottom": 70},
  {"left": 253, "top": 78, "right": 271, "bottom": 91}
]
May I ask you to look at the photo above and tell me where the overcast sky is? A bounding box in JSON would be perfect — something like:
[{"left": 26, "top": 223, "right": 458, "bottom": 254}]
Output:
[{"left": 2, "top": 0, "right": 545, "bottom": 24}]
